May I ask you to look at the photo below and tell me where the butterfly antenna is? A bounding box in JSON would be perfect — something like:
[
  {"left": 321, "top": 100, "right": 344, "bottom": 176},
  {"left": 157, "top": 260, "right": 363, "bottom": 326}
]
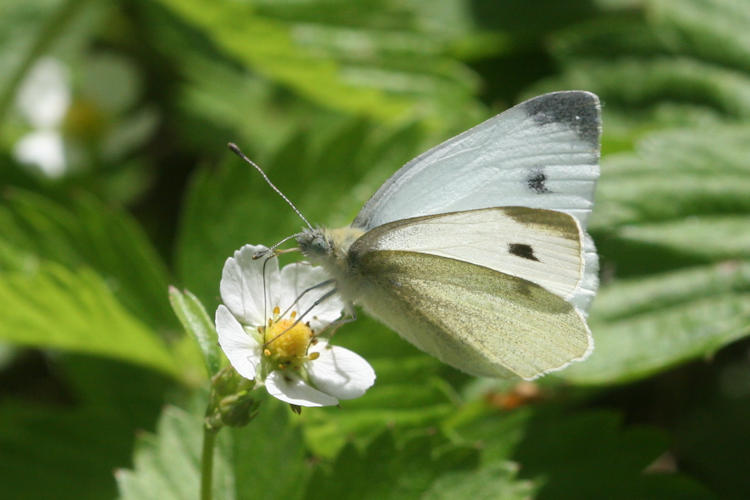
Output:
[{"left": 227, "top": 142, "right": 313, "bottom": 230}]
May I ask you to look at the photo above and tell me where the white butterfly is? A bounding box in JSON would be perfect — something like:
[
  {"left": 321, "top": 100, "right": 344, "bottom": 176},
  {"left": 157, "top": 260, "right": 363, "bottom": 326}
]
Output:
[{"left": 236, "top": 91, "right": 601, "bottom": 380}]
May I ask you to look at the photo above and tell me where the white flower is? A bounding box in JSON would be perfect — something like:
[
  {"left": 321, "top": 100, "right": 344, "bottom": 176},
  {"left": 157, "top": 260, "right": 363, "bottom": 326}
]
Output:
[
  {"left": 13, "top": 57, "right": 71, "bottom": 178},
  {"left": 215, "top": 244, "right": 375, "bottom": 407}
]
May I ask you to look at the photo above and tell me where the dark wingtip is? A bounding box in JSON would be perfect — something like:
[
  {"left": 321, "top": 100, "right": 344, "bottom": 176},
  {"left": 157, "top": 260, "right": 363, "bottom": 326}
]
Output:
[{"left": 522, "top": 91, "right": 601, "bottom": 146}]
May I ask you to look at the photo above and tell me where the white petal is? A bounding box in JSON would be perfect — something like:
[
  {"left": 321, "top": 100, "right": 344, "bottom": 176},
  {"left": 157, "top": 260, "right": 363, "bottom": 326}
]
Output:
[
  {"left": 278, "top": 263, "right": 344, "bottom": 332},
  {"left": 307, "top": 340, "right": 375, "bottom": 400},
  {"left": 13, "top": 130, "right": 66, "bottom": 178},
  {"left": 220, "top": 244, "right": 279, "bottom": 326},
  {"left": 17, "top": 58, "right": 70, "bottom": 128},
  {"left": 265, "top": 370, "right": 338, "bottom": 407},
  {"left": 215, "top": 305, "right": 261, "bottom": 380}
]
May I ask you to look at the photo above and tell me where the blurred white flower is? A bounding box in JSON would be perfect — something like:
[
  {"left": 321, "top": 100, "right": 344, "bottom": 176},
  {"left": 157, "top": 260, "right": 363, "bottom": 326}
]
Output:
[
  {"left": 13, "top": 57, "right": 71, "bottom": 177},
  {"left": 215, "top": 244, "right": 375, "bottom": 407}
]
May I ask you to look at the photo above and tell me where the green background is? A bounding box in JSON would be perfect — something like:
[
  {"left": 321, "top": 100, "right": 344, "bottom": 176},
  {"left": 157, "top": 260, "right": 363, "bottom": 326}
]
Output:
[{"left": 1, "top": 0, "right": 749, "bottom": 498}]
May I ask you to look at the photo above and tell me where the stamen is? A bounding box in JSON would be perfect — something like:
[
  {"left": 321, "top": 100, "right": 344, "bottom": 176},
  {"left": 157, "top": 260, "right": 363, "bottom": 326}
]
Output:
[
  {"left": 308, "top": 352, "right": 320, "bottom": 361},
  {"left": 291, "top": 311, "right": 297, "bottom": 319},
  {"left": 265, "top": 288, "right": 338, "bottom": 347},
  {"left": 264, "top": 348, "right": 272, "bottom": 357},
  {"left": 273, "top": 306, "right": 280, "bottom": 316}
]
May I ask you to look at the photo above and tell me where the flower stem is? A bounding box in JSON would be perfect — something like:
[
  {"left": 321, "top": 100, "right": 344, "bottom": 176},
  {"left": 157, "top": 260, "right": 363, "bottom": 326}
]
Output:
[{"left": 200, "top": 425, "right": 218, "bottom": 500}]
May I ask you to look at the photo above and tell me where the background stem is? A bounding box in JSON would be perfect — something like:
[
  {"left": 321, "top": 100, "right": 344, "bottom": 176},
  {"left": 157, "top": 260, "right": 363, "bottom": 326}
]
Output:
[{"left": 200, "top": 426, "right": 217, "bottom": 500}]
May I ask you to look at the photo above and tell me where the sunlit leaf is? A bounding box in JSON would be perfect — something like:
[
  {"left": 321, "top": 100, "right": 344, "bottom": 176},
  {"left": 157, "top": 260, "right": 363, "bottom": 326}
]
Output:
[
  {"left": 564, "top": 263, "right": 750, "bottom": 384},
  {"left": 0, "top": 189, "right": 174, "bottom": 329},
  {"left": 534, "top": 0, "right": 750, "bottom": 130},
  {"left": 0, "top": 262, "right": 180, "bottom": 377},
  {"left": 650, "top": 0, "right": 750, "bottom": 72},
  {"left": 617, "top": 216, "right": 750, "bottom": 260},
  {"left": 154, "top": 0, "right": 481, "bottom": 125},
  {"left": 592, "top": 125, "right": 750, "bottom": 231}
]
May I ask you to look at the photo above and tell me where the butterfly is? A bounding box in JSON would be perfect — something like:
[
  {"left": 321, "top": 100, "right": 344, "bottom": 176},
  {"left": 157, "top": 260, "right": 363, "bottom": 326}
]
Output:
[{"left": 236, "top": 91, "right": 601, "bottom": 380}]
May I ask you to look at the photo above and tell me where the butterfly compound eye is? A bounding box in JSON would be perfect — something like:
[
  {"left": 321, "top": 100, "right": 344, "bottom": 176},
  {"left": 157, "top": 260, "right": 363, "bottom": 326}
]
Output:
[{"left": 297, "top": 230, "right": 330, "bottom": 257}]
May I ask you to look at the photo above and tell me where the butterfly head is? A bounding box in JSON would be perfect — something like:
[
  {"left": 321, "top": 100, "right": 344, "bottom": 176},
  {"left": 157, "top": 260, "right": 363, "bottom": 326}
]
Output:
[
  {"left": 297, "top": 228, "right": 332, "bottom": 258},
  {"left": 298, "top": 225, "right": 365, "bottom": 266}
]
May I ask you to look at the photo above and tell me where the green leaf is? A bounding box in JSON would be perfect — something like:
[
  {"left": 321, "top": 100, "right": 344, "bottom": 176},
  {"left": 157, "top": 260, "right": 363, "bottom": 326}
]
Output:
[
  {"left": 307, "top": 431, "right": 479, "bottom": 500},
  {"left": 564, "top": 263, "right": 750, "bottom": 385},
  {"left": 650, "top": 0, "right": 750, "bottom": 73},
  {"left": 116, "top": 404, "right": 236, "bottom": 500},
  {"left": 0, "top": 262, "right": 180, "bottom": 377},
  {"left": 117, "top": 397, "right": 308, "bottom": 500},
  {"left": 533, "top": 0, "right": 750, "bottom": 130},
  {"left": 674, "top": 376, "right": 750, "bottom": 498},
  {"left": 591, "top": 125, "right": 750, "bottom": 231},
  {"left": 422, "top": 461, "right": 537, "bottom": 500},
  {"left": 456, "top": 409, "right": 712, "bottom": 499},
  {"left": 544, "top": 57, "right": 750, "bottom": 119},
  {"left": 0, "top": 190, "right": 174, "bottom": 329},
  {"left": 0, "top": 356, "right": 171, "bottom": 500},
  {"left": 0, "top": 406, "right": 134, "bottom": 500},
  {"left": 511, "top": 411, "right": 712, "bottom": 499},
  {"left": 551, "top": 122, "right": 750, "bottom": 384},
  {"left": 169, "top": 286, "right": 221, "bottom": 376},
  {"left": 153, "top": 0, "right": 481, "bottom": 125},
  {"left": 231, "top": 400, "right": 308, "bottom": 500},
  {"left": 617, "top": 216, "right": 750, "bottom": 260}
]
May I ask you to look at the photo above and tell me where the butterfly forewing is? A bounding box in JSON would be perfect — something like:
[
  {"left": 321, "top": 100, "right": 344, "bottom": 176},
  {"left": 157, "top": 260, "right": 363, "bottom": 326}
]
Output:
[
  {"left": 350, "top": 207, "right": 584, "bottom": 300},
  {"left": 353, "top": 91, "right": 601, "bottom": 231}
]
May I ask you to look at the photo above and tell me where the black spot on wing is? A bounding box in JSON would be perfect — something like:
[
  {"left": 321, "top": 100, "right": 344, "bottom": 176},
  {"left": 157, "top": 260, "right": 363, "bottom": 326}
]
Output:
[
  {"left": 527, "top": 170, "right": 550, "bottom": 194},
  {"left": 523, "top": 91, "right": 600, "bottom": 146},
  {"left": 508, "top": 243, "right": 539, "bottom": 262}
]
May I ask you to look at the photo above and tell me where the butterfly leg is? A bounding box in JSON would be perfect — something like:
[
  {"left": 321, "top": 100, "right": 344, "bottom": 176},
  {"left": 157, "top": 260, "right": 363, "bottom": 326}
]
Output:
[{"left": 315, "top": 307, "right": 357, "bottom": 341}]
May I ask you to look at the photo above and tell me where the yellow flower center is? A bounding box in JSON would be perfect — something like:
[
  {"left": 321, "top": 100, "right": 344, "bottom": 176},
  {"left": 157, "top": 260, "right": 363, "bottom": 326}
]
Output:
[{"left": 263, "top": 316, "right": 313, "bottom": 364}]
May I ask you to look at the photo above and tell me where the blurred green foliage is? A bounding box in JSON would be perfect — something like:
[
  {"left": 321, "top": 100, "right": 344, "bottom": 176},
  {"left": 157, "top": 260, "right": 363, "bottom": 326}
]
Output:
[{"left": 1, "top": 0, "right": 749, "bottom": 498}]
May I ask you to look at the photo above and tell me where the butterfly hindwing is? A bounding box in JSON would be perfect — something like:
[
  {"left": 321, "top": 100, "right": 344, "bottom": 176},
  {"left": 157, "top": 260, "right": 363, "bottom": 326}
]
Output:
[{"left": 352, "top": 250, "right": 592, "bottom": 379}]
